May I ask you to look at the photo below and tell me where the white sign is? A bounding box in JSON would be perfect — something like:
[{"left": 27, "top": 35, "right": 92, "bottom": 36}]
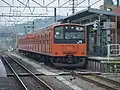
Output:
[
  {"left": 103, "top": 22, "right": 115, "bottom": 29},
  {"left": 93, "top": 20, "right": 99, "bottom": 30},
  {"left": 93, "top": 23, "right": 97, "bottom": 28}
]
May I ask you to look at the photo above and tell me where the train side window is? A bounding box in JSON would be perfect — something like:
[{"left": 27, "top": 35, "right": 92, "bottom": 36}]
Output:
[
  {"left": 47, "top": 40, "right": 48, "bottom": 44},
  {"left": 43, "top": 40, "right": 45, "bottom": 44},
  {"left": 39, "top": 40, "right": 41, "bottom": 44}
]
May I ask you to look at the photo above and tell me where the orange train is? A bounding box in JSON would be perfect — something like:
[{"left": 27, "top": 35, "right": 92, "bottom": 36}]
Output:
[{"left": 18, "top": 23, "right": 87, "bottom": 68}]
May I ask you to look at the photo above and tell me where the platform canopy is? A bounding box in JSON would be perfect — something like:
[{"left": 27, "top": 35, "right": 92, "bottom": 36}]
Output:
[{"left": 60, "top": 8, "right": 120, "bottom": 23}]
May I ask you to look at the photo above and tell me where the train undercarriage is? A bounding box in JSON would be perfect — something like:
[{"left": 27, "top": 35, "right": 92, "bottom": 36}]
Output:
[{"left": 18, "top": 49, "right": 88, "bottom": 68}]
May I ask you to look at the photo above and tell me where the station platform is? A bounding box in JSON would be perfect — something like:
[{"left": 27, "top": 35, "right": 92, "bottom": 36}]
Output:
[
  {"left": 87, "top": 56, "right": 120, "bottom": 73},
  {"left": 88, "top": 56, "right": 120, "bottom": 62},
  {"left": 0, "top": 59, "right": 7, "bottom": 77}
]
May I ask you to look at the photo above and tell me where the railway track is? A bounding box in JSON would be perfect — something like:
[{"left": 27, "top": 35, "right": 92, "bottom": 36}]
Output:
[
  {"left": 2, "top": 52, "right": 120, "bottom": 90},
  {"left": 71, "top": 71, "right": 120, "bottom": 90},
  {"left": 1, "top": 54, "right": 54, "bottom": 90}
]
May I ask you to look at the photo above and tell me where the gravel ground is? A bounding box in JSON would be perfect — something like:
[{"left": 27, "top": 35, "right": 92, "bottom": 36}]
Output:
[
  {"left": 8, "top": 53, "right": 76, "bottom": 90},
  {"left": 10, "top": 53, "right": 65, "bottom": 75},
  {"left": 39, "top": 64, "right": 63, "bottom": 74},
  {"left": 102, "top": 73, "right": 120, "bottom": 82},
  {"left": 11, "top": 53, "right": 63, "bottom": 74},
  {"left": 85, "top": 75, "right": 120, "bottom": 90},
  {"left": 39, "top": 76, "right": 73, "bottom": 90},
  {"left": 8, "top": 52, "right": 120, "bottom": 90},
  {"left": 21, "top": 76, "right": 46, "bottom": 90},
  {"left": 1, "top": 56, "right": 28, "bottom": 74},
  {"left": 1, "top": 58, "right": 13, "bottom": 74},
  {"left": 6, "top": 57, "right": 27, "bottom": 73},
  {"left": 10, "top": 54, "right": 40, "bottom": 74},
  {"left": 62, "top": 75, "right": 105, "bottom": 90},
  {"left": 0, "top": 77, "right": 22, "bottom": 90}
]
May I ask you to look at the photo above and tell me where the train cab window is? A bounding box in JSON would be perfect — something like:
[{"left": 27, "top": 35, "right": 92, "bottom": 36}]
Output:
[
  {"left": 54, "top": 26, "right": 63, "bottom": 39},
  {"left": 65, "top": 32, "right": 84, "bottom": 39},
  {"left": 54, "top": 25, "right": 85, "bottom": 44}
]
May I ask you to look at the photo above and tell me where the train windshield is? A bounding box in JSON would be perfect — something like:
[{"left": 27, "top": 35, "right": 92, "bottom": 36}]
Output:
[
  {"left": 65, "top": 32, "right": 84, "bottom": 39},
  {"left": 54, "top": 25, "right": 85, "bottom": 44}
]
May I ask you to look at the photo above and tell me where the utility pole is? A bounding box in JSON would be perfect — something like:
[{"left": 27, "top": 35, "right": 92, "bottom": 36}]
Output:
[
  {"left": 88, "top": 0, "right": 90, "bottom": 8},
  {"left": 72, "top": 0, "right": 75, "bottom": 14},
  {"left": 32, "top": 21, "right": 34, "bottom": 32},
  {"left": 115, "top": 0, "right": 119, "bottom": 55},
  {"left": 54, "top": 8, "right": 56, "bottom": 22},
  {"left": 117, "top": 0, "right": 119, "bottom": 6}
]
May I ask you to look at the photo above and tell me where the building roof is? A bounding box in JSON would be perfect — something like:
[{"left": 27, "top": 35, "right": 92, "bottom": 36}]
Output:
[{"left": 61, "top": 8, "right": 120, "bottom": 22}]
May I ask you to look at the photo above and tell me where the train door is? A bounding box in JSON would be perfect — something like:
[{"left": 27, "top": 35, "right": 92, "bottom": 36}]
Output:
[
  {"left": 46, "top": 32, "right": 49, "bottom": 53},
  {"left": 38, "top": 35, "right": 40, "bottom": 52},
  {"left": 35, "top": 35, "right": 36, "bottom": 51},
  {"left": 43, "top": 34, "right": 45, "bottom": 52},
  {"left": 39, "top": 34, "right": 41, "bottom": 52},
  {"left": 45, "top": 33, "right": 46, "bottom": 53},
  {"left": 36, "top": 35, "right": 39, "bottom": 52},
  {"left": 42, "top": 34, "right": 45, "bottom": 53},
  {"left": 45, "top": 32, "right": 48, "bottom": 53},
  {"left": 41, "top": 34, "right": 43, "bottom": 52}
]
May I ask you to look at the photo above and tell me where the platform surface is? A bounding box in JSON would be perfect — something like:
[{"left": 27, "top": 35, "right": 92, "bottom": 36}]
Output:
[
  {"left": 87, "top": 56, "right": 120, "bottom": 64},
  {"left": 88, "top": 56, "right": 120, "bottom": 60},
  {"left": 0, "top": 59, "right": 7, "bottom": 77}
]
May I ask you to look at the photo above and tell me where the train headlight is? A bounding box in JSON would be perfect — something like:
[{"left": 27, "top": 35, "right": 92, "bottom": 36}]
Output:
[
  {"left": 65, "top": 26, "right": 68, "bottom": 29},
  {"left": 80, "top": 27, "right": 84, "bottom": 30},
  {"left": 76, "top": 27, "right": 84, "bottom": 31}
]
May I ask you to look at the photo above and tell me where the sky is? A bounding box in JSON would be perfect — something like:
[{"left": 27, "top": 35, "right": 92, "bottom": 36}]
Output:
[{"left": 0, "top": 0, "right": 104, "bottom": 26}]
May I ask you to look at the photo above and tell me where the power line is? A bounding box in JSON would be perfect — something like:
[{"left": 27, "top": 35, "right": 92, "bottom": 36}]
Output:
[{"left": 0, "top": 14, "right": 54, "bottom": 17}]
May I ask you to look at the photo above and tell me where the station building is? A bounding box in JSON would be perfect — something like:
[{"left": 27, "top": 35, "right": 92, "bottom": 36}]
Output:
[
  {"left": 60, "top": 7, "right": 120, "bottom": 57},
  {"left": 59, "top": 7, "right": 120, "bottom": 72}
]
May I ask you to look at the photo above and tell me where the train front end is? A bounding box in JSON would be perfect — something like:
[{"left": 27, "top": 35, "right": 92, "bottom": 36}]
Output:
[{"left": 51, "top": 24, "right": 87, "bottom": 68}]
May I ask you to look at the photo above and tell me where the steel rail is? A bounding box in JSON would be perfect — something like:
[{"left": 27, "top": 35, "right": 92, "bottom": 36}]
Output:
[
  {"left": 1, "top": 55, "right": 28, "bottom": 90},
  {"left": 7, "top": 54, "right": 54, "bottom": 90},
  {"left": 71, "top": 71, "right": 118, "bottom": 90},
  {"left": 91, "top": 73, "right": 120, "bottom": 86}
]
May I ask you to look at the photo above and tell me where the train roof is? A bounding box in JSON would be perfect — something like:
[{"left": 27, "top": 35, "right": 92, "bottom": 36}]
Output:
[
  {"left": 18, "top": 22, "right": 85, "bottom": 39},
  {"left": 29, "top": 22, "right": 84, "bottom": 33}
]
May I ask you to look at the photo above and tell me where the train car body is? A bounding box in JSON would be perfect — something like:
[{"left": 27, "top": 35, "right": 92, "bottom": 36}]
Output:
[{"left": 18, "top": 23, "right": 87, "bottom": 68}]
